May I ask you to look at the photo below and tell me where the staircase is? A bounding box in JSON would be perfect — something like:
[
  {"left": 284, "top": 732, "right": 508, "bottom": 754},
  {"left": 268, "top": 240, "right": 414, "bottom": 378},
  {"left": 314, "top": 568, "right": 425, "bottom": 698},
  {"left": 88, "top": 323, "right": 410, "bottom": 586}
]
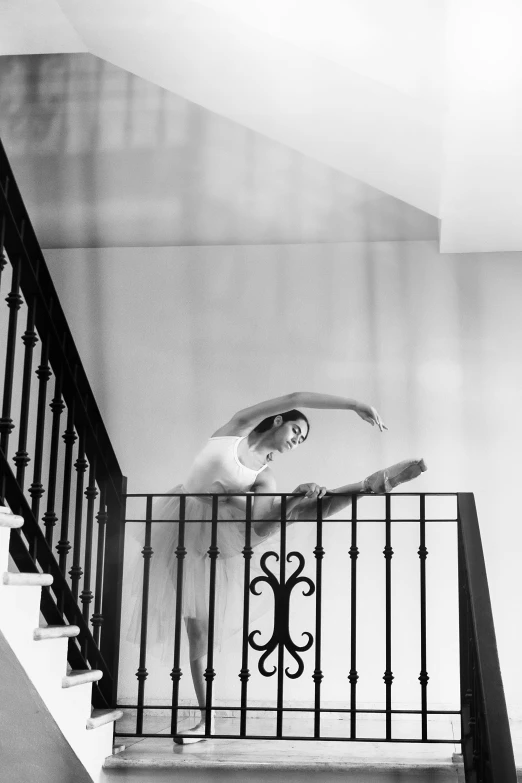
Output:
[{"left": 0, "top": 507, "right": 122, "bottom": 783}]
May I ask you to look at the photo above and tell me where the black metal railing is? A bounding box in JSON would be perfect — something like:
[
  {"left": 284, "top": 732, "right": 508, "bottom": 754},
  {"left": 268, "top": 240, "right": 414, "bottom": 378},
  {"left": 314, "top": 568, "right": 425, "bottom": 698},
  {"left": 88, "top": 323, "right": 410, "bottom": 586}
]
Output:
[
  {"left": 0, "top": 138, "right": 126, "bottom": 708},
  {"left": 117, "top": 490, "right": 516, "bottom": 781},
  {"left": 120, "top": 491, "right": 453, "bottom": 742}
]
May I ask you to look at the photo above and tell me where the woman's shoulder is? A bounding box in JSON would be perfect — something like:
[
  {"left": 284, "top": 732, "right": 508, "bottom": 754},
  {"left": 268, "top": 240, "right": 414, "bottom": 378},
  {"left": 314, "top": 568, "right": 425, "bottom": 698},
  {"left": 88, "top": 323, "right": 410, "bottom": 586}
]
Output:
[
  {"left": 251, "top": 464, "right": 276, "bottom": 489},
  {"left": 211, "top": 418, "right": 252, "bottom": 438}
]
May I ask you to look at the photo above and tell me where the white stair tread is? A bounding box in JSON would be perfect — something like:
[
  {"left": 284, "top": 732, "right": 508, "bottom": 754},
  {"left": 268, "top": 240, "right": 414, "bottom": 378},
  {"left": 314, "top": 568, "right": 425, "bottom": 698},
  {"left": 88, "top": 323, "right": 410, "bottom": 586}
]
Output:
[
  {"left": 3, "top": 572, "right": 53, "bottom": 586},
  {"left": 62, "top": 669, "right": 103, "bottom": 688},
  {"left": 87, "top": 709, "right": 124, "bottom": 730},
  {"left": 34, "top": 625, "right": 80, "bottom": 640},
  {"left": 0, "top": 509, "right": 24, "bottom": 528}
]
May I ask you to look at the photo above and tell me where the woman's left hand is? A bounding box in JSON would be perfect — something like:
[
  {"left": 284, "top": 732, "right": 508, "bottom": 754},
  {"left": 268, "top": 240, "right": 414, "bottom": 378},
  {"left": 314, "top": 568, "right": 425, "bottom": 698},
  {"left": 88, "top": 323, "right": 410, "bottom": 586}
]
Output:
[
  {"left": 354, "top": 402, "right": 388, "bottom": 431},
  {"left": 293, "top": 483, "right": 327, "bottom": 499}
]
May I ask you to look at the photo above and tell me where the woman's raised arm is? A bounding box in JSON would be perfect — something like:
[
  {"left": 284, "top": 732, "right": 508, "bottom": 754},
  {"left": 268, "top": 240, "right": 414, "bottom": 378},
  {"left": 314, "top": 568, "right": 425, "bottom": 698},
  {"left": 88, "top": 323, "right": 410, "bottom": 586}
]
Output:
[{"left": 212, "top": 392, "right": 387, "bottom": 436}]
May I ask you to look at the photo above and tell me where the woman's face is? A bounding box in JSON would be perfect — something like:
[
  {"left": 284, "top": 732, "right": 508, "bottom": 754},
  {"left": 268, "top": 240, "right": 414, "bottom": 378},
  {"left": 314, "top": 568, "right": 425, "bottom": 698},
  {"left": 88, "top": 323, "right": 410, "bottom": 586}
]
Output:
[{"left": 271, "top": 417, "right": 308, "bottom": 454}]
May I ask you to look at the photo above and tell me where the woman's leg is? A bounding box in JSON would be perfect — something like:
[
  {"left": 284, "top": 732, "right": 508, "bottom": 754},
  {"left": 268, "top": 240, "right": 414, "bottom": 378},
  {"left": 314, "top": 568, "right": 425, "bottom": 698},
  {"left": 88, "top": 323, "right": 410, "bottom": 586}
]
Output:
[
  {"left": 253, "top": 480, "right": 364, "bottom": 535},
  {"left": 173, "top": 617, "right": 214, "bottom": 744},
  {"left": 290, "top": 481, "right": 365, "bottom": 521},
  {"left": 254, "top": 456, "right": 426, "bottom": 532},
  {"left": 186, "top": 618, "right": 207, "bottom": 716}
]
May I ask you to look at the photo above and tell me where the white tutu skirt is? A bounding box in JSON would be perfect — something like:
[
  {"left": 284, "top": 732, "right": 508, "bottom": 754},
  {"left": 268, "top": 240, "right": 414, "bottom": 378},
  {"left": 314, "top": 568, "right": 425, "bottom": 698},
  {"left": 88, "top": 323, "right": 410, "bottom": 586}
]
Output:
[{"left": 127, "top": 486, "right": 305, "bottom": 663}]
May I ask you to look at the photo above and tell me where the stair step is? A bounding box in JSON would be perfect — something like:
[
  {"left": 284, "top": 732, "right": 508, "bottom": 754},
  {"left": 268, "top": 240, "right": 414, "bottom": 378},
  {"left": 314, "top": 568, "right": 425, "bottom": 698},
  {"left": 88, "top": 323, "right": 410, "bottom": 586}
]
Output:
[
  {"left": 3, "top": 572, "right": 53, "bottom": 587},
  {"left": 87, "top": 709, "right": 124, "bottom": 730},
  {"left": 0, "top": 509, "right": 24, "bottom": 528},
  {"left": 104, "top": 737, "right": 463, "bottom": 777},
  {"left": 62, "top": 669, "right": 103, "bottom": 688},
  {"left": 34, "top": 625, "right": 80, "bottom": 641}
]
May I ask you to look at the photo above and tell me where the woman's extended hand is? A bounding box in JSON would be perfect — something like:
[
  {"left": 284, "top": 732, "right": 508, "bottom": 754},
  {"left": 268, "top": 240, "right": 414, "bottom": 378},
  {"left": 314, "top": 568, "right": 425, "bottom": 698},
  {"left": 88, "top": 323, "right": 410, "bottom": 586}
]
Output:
[
  {"left": 354, "top": 402, "right": 387, "bottom": 431},
  {"left": 292, "top": 483, "right": 327, "bottom": 499}
]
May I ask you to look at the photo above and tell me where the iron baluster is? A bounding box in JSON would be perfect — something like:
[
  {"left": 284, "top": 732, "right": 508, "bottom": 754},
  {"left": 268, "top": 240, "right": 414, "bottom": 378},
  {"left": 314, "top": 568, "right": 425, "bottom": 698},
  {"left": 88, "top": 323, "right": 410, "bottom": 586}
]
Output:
[
  {"left": 0, "top": 255, "right": 22, "bottom": 455},
  {"left": 56, "top": 399, "right": 76, "bottom": 575},
  {"left": 170, "top": 495, "right": 186, "bottom": 736},
  {"left": 29, "top": 334, "right": 51, "bottom": 520},
  {"left": 14, "top": 295, "right": 38, "bottom": 489},
  {"left": 43, "top": 373, "right": 64, "bottom": 546},
  {"left": 91, "top": 483, "right": 107, "bottom": 647},
  {"left": 80, "top": 456, "right": 97, "bottom": 632},
  {"left": 100, "top": 475, "right": 127, "bottom": 707},
  {"left": 348, "top": 495, "right": 359, "bottom": 739},
  {"left": 136, "top": 496, "right": 153, "bottom": 735},
  {"left": 418, "top": 494, "right": 429, "bottom": 741},
  {"left": 0, "top": 213, "right": 7, "bottom": 289},
  {"left": 204, "top": 496, "right": 219, "bottom": 736},
  {"left": 239, "top": 494, "right": 253, "bottom": 737},
  {"left": 276, "top": 496, "right": 287, "bottom": 738},
  {"left": 313, "top": 497, "right": 324, "bottom": 738},
  {"left": 69, "top": 428, "right": 87, "bottom": 601},
  {"left": 383, "top": 494, "right": 394, "bottom": 740}
]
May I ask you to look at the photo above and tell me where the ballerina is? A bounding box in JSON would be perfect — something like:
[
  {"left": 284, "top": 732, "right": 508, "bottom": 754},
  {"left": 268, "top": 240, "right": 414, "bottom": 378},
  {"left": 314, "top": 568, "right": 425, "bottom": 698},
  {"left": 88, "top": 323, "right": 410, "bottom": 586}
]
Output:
[{"left": 135, "top": 392, "right": 426, "bottom": 744}]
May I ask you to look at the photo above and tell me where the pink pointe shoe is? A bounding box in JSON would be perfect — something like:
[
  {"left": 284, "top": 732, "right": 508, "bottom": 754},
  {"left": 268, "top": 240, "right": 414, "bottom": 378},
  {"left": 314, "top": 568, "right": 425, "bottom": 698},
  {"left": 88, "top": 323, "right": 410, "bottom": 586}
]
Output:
[
  {"left": 363, "top": 458, "right": 427, "bottom": 494},
  {"left": 173, "top": 716, "right": 215, "bottom": 745}
]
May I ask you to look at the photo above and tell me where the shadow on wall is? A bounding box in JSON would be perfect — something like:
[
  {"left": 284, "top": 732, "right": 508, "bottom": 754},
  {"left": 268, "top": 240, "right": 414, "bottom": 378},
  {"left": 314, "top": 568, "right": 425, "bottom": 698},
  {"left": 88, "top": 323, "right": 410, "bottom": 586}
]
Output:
[{"left": 0, "top": 53, "right": 439, "bottom": 248}]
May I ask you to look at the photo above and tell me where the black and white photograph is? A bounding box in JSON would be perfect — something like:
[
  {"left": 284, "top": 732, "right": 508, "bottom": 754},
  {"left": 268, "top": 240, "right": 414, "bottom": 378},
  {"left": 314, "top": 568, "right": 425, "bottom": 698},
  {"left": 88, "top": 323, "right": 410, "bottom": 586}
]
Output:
[{"left": 0, "top": 2, "right": 520, "bottom": 781}]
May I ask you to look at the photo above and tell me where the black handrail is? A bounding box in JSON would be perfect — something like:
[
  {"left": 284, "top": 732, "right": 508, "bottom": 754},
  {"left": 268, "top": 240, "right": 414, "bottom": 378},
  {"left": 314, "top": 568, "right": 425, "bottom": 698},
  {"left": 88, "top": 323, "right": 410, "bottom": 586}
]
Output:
[
  {"left": 0, "top": 140, "right": 122, "bottom": 497},
  {"left": 457, "top": 493, "right": 517, "bottom": 781},
  {"left": 0, "top": 138, "right": 126, "bottom": 708}
]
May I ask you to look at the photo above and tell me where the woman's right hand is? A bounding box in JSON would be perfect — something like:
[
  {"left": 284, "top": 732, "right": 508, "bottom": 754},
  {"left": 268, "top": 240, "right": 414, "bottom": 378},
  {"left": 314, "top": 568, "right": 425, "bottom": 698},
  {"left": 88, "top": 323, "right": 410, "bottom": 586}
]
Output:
[{"left": 292, "top": 483, "right": 327, "bottom": 499}]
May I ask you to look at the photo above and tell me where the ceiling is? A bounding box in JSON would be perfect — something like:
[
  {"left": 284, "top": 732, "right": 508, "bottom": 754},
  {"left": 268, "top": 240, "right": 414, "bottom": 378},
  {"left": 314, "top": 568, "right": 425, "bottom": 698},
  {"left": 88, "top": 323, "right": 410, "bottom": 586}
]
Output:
[{"left": 1, "top": 0, "right": 521, "bottom": 252}]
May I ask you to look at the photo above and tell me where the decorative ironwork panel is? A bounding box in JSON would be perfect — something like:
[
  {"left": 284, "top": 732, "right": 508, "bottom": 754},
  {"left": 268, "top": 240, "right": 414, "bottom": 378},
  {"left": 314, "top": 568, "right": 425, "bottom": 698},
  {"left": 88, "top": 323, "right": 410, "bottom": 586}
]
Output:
[{"left": 249, "top": 550, "right": 315, "bottom": 679}]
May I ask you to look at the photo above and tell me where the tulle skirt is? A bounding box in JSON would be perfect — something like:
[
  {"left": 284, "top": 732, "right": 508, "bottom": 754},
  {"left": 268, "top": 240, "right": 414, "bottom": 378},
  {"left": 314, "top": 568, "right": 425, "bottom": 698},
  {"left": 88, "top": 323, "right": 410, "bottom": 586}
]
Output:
[{"left": 127, "top": 486, "right": 296, "bottom": 662}]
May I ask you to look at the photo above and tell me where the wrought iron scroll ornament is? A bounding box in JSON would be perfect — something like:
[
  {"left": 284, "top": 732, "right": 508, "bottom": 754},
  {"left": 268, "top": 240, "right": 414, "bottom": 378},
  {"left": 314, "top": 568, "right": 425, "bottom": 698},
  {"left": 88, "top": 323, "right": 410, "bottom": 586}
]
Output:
[{"left": 248, "top": 551, "right": 315, "bottom": 679}]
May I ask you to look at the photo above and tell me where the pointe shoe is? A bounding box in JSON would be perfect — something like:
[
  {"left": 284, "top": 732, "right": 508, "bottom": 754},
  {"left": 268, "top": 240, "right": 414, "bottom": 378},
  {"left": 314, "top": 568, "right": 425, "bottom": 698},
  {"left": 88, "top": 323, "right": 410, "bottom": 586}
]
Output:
[
  {"left": 173, "top": 717, "right": 215, "bottom": 745},
  {"left": 363, "top": 458, "right": 427, "bottom": 494}
]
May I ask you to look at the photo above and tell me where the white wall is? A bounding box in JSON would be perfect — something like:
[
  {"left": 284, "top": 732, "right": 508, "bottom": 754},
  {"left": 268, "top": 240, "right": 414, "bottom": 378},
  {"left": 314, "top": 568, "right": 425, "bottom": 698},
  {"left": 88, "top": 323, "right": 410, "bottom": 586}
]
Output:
[
  {"left": 439, "top": 0, "right": 522, "bottom": 253},
  {"left": 45, "top": 241, "right": 522, "bottom": 721}
]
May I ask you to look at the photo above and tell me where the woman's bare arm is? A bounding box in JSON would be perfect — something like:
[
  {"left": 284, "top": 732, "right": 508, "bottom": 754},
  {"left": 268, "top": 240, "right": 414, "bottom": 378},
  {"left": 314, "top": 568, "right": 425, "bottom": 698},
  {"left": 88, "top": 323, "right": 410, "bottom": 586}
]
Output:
[
  {"left": 217, "top": 468, "right": 277, "bottom": 521},
  {"left": 251, "top": 468, "right": 278, "bottom": 523},
  {"left": 212, "top": 392, "right": 387, "bottom": 437}
]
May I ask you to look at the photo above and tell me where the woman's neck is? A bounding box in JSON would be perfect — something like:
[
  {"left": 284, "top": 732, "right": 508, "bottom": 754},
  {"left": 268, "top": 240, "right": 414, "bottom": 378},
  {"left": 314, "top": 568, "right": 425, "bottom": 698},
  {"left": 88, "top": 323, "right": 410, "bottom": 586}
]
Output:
[{"left": 244, "top": 431, "right": 273, "bottom": 466}]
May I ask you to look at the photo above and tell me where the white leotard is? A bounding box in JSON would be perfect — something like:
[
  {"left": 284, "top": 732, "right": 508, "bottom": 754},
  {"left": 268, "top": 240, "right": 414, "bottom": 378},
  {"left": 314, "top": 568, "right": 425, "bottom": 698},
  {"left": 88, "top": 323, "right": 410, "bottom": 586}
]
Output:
[{"left": 184, "top": 436, "right": 267, "bottom": 495}]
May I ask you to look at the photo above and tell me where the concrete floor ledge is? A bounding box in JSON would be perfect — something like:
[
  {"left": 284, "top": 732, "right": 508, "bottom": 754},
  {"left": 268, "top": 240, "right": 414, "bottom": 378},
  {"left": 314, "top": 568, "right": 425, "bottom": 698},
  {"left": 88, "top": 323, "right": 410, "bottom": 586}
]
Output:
[{"left": 102, "top": 737, "right": 464, "bottom": 782}]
